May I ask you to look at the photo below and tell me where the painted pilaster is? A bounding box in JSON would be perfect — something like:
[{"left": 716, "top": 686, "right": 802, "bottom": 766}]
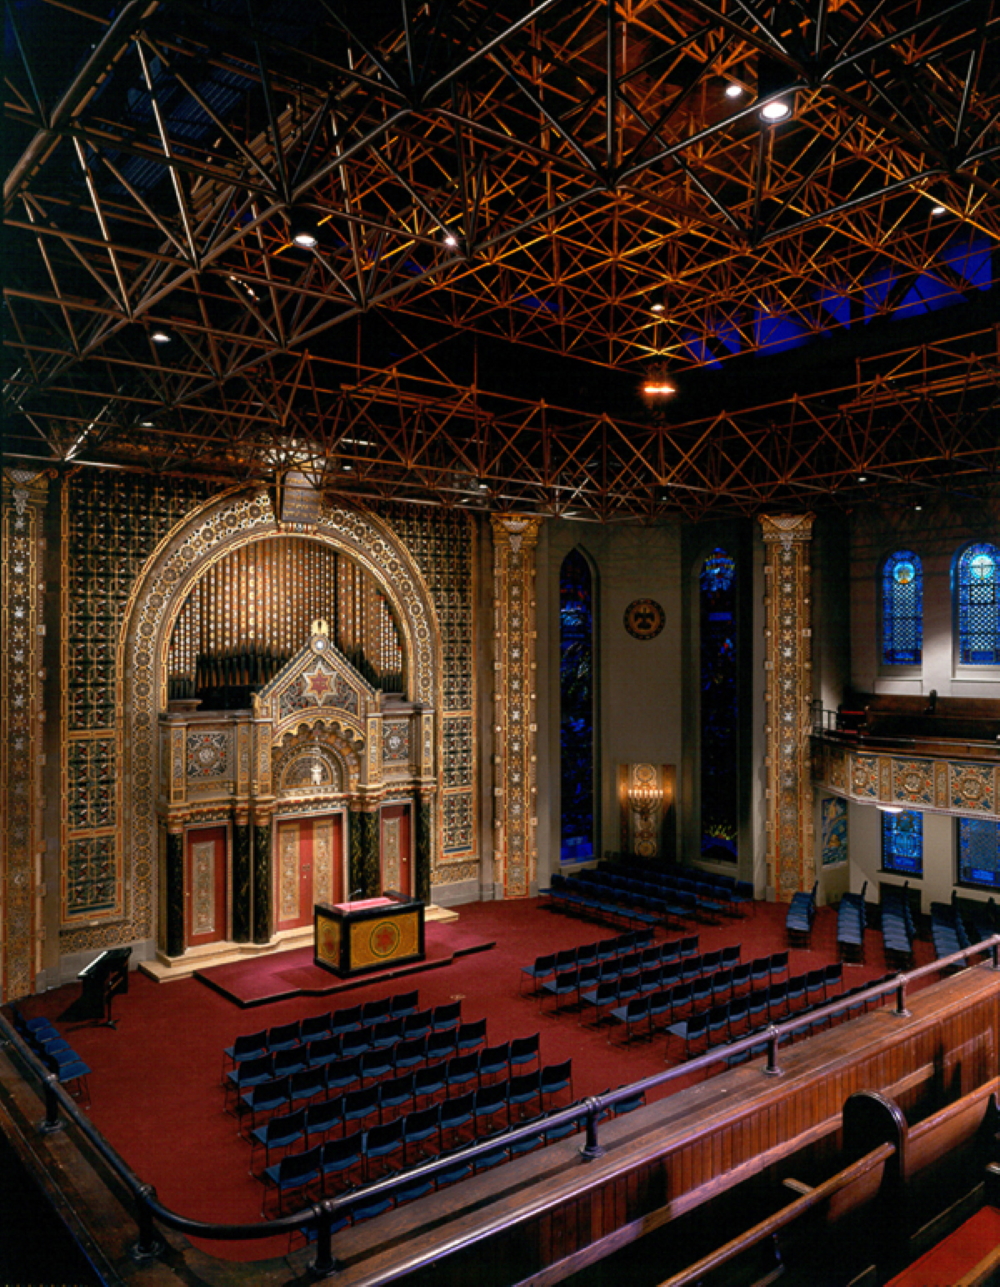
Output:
[
  {"left": 252, "top": 813, "right": 272, "bottom": 944},
  {"left": 760, "top": 513, "right": 816, "bottom": 901},
  {"left": 231, "top": 813, "right": 252, "bottom": 943},
  {"left": 164, "top": 826, "right": 185, "bottom": 957},
  {"left": 491, "top": 514, "right": 542, "bottom": 898},
  {"left": 1, "top": 470, "right": 48, "bottom": 1000},
  {"left": 415, "top": 791, "right": 433, "bottom": 903}
]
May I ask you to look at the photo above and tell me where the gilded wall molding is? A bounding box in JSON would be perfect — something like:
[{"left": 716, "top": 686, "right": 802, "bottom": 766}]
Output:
[
  {"left": 491, "top": 514, "right": 542, "bottom": 897},
  {"left": 1, "top": 470, "right": 47, "bottom": 1000},
  {"left": 760, "top": 512, "right": 816, "bottom": 900}
]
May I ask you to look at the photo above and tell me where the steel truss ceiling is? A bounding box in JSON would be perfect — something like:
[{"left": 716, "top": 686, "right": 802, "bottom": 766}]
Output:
[{"left": 4, "top": 0, "right": 1000, "bottom": 519}]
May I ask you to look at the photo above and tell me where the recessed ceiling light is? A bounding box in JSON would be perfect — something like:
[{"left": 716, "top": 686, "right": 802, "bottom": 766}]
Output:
[
  {"left": 140, "top": 420, "right": 154, "bottom": 428},
  {"left": 931, "top": 205, "right": 946, "bottom": 216},
  {"left": 725, "top": 84, "right": 743, "bottom": 99},
  {"left": 443, "top": 233, "right": 458, "bottom": 246},
  {"left": 150, "top": 329, "right": 171, "bottom": 344},
  {"left": 650, "top": 302, "right": 664, "bottom": 312},
  {"left": 760, "top": 98, "right": 791, "bottom": 122},
  {"left": 877, "top": 805, "right": 904, "bottom": 814},
  {"left": 292, "top": 230, "right": 318, "bottom": 249},
  {"left": 914, "top": 503, "right": 923, "bottom": 511}
]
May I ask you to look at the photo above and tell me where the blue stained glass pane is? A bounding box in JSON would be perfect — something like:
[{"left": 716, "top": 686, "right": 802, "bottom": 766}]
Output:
[
  {"left": 559, "top": 550, "right": 594, "bottom": 863},
  {"left": 700, "top": 548, "right": 738, "bottom": 861},
  {"left": 881, "top": 810, "right": 923, "bottom": 875},
  {"left": 882, "top": 550, "right": 923, "bottom": 665},
  {"left": 958, "top": 819, "right": 1000, "bottom": 888},
  {"left": 956, "top": 543, "right": 1000, "bottom": 665}
]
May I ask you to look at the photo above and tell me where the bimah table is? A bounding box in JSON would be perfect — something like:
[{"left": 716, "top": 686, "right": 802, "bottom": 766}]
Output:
[{"left": 314, "top": 893, "right": 425, "bottom": 979}]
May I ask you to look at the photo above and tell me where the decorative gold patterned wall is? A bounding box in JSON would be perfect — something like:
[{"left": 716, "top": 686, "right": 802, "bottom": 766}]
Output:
[
  {"left": 384, "top": 506, "right": 479, "bottom": 887},
  {"left": 491, "top": 515, "right": 542, "bottom": 897},
  {"left": 1, "top": 470, "right": 48, "bottom": 1001},
  {"left": 761, "top": 513, "right": 816, "bottom": 901}
]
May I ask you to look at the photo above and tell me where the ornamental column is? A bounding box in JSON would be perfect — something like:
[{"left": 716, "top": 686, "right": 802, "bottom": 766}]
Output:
[
  {"left": 1, "top": 469, "right": 48, "bottom": 1001},
  {"left": 491, "top": 514, "right": 542, "bottom": 898},
  {"left": 759, "top": 513, "right": 816, "bottom": 901}
]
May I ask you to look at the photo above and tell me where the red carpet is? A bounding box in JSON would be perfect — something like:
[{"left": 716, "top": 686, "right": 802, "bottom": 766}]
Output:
[
  {"left": 195, "top": 920, "right": 496, "bottom": 1006},
  {"left": 885, "top": 1204, "right": 1000, "bottom": 1287},
  {"left": 9, "top": 898, "right": 932, "bottom": 1262}
]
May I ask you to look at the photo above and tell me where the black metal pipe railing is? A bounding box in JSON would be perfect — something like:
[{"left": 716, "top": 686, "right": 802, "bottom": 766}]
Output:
[{"left": 3, "top": 932, "right": 999, "bottom": 1280}]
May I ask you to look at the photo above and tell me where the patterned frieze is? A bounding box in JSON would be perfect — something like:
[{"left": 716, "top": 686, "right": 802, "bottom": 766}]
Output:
[
  {"left": 2, "top": 470, "right": 47, "bottom": 999},
  {"left": 760, "top": 513, "right": 816, "bottom": 901},
  {"left": 491, "top": 514, "right": 542, "bottom": 897},
  {"left": 812, "top": 739, "right": 1000, "bottom": 821}
]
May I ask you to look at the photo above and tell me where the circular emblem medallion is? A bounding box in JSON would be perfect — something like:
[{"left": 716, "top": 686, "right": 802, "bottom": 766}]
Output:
[
  {"left": 370, "top": 920, "right": 401, "bottom": 959},
  {"left": 623, "top": 598, "right": 665, "bottom": 640}
]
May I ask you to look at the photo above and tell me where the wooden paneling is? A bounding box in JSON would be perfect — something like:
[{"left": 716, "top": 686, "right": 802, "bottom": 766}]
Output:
[{"left": 320, "top": 965, "right": 1000, "bottom": 1286}]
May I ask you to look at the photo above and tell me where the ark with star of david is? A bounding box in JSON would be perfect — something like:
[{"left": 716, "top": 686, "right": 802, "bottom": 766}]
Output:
[{"left": 157, "top": 620, "right": 431, "bottom": 956}]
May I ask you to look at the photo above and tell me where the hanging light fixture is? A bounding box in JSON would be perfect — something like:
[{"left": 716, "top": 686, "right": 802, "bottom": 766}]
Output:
[
  {"left": 757, "top": 55, "right": 795, "bottom": 123},
  {"left": 287, "top": 206, "right": 320, "bottom": 249},
  {"left": 642, "top": 363, "right": 677, "bottom": 398}
]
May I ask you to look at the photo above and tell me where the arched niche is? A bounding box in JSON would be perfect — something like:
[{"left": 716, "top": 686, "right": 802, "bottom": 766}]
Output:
[{"left": 119, "top": 488, "right": 441, "bottom": 950}]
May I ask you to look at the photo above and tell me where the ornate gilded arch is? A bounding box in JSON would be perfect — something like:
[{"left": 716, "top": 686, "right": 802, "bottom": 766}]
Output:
[{"left": 118, "top": 488, "right": 442, "bottom": 944}]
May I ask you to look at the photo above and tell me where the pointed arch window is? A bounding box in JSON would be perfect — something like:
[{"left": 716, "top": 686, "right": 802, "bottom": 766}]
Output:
[
  {"left": 881, "top": 550, "right": 923, "bottom": 666},
  {"left": 956, "top": 543, "right": 1000, "bottom": 665},
  {"left": 559, "top": 549, "right": 595, "bottom": 863},
  {"left": 700, "top": 548, "right": 738, "bottom": 861}
]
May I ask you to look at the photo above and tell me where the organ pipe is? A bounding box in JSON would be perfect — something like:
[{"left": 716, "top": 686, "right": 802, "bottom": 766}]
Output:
[{"left": 166, "top": 538, "right": 404, "bottom": 705}]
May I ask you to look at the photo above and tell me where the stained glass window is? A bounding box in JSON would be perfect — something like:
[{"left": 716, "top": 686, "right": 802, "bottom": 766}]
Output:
[
  {"left": 559, "top": 549, "right": 594, "bottom": 863},
  {"left": 881, "top": 550, "right": 922, "bottom": 666},
  {"left": 956, "top": 543, "right": 1000, "bottom": 665},
  {"left": 881, "top": 810, "right": 923, "bottom": 875},
  {"left": 958, "top": 818, "right": 1000, "bottom": 888},
  {"left": 700, "top": 548, "right": 738, "bottom": 861}
]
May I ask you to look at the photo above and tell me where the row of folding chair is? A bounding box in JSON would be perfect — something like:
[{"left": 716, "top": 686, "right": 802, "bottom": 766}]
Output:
[
  {"left": 601, "top": 856, "right": 751, "bottom": 904},
  {"left": 259, "top": 1061, "right": 576, "bottom": 1215},
  {"left": 519, "top": 929, "right": 670, "bottom": 996},
  {"left": 538, "top": 944, "right": 717, "bottom": 1015},
  {"left": 562, "top": 870, "right": 686, "bottom": 926},
  {"left": 606, "top": 960, "right": 805, "bottom": 1044},
  {"left": 785, "top": 881, "right": 818, "bottom": 946},
  {"left": 11, "top": 1007, "right": 92, "bottom": 1104},
  {"left": 225, "top": 1023, "right": 477, "bottom": 1114},
  {"left": 607, "top": 959, "right": 823, "bottom": 1046},
  {"left": 571, "top": 944, "right": 749, "bottom": 1025},
  {"left": 246, "top": 1041, "right": 549, "bottom": 1170},
  {"left": 666, "top": 974, "right": 849, "bottom": 1059},
  {"left": 231, "top": 1027, "right": 543, "bottom": 1134},
  {"left": 931, "top": 898, "right": 970, "bottom": 959},
  {"left": 540, "top": 874, "right": 661, "bottom": 930},
  {"left": 881, "top": 884, "right": 915, "bottom": 966},
  {"left": 837, "top": 883, "right": 867, "bottom": 961},
  {"left": 596, "top": 861, "right": 753, "bottom": 918},
  {"left": 222, "top": 991, "right": 430, "bottom": 1080},
  {"left": 253, "top": 1060, "right": 574, "bottom": 1189},
  {"left": 575, "top": 868, "right": 741, "bottom": 924}
]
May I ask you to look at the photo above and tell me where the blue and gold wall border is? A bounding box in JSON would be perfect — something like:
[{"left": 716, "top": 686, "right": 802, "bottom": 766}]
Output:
[{"left": 813, "top": 742, "right": 1000, "bottom": 821}]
